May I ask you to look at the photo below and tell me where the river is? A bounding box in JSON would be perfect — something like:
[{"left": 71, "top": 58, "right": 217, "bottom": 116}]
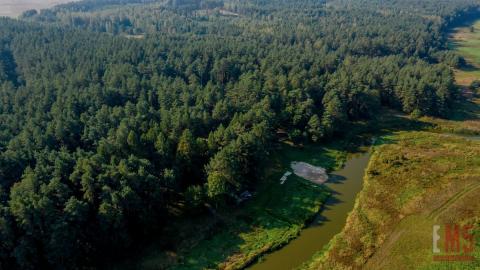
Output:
[
  {"left": 248, "top": 151, "right": 371, "bottom": 270},
  {"left": 248, "top": 133, "right": 479, "bottom": 270}
]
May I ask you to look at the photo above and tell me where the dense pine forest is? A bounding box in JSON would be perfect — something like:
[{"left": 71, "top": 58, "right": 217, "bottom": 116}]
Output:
[{"left": 0, "top": 0, "right": 479, "bottom": 268}]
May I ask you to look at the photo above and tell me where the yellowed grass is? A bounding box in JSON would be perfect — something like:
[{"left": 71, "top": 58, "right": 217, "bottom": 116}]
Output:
[{"left": 300, "top": 132, "right": 480, "bottom": 270}]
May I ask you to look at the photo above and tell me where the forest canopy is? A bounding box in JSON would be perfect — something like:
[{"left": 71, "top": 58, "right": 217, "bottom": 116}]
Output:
[{"left": 0, "top": 0, "right": 479, "bottom": 268}]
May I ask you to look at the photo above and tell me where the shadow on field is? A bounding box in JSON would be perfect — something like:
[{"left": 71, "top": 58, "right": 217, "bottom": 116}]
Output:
[
  {"left": 324, "top": 109, "right": 436, "bottom": 151},
  {"left": 446, "top": 98, "right": 480, "bottom": 121}
]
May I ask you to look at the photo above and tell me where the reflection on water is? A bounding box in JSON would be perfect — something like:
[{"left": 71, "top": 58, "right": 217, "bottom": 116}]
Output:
[{"left": 248, "top": 152, "right": 371, "bottom": 270}]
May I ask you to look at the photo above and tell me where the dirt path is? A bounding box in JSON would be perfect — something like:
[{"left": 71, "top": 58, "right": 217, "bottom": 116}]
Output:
[{"left": 428, "top": 182, "right": 480, "bottom": 220}]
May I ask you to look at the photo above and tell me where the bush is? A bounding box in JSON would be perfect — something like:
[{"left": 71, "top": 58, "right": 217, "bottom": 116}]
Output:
[
  {"left": 410, "top": 109, "right": 423, "bottom": 118},
  {"left": 185, "top": 185, "right": 206, "bottom": 211}
]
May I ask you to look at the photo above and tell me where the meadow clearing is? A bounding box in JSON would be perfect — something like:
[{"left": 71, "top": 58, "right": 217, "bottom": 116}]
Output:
[{"left": 450, "top": 19, "right": 480, "bottom": 86}]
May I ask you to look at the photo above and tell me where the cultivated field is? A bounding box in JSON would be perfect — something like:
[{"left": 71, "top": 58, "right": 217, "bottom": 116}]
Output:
[{"left": 0, "top": 0, "right": 75, "bottom": 18}]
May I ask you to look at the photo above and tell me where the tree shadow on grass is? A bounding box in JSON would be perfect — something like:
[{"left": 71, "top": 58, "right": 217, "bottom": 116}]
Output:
[
  {"left": 315, "top": 110, "right": 436, "bottom": 154},
  {"left": 168, "top": 175, "right": 332, "bottom": 270},
  {"left": 459, "top": 62, "right": 479, "bottom": 72},
  {"left": 446, "top": 98, "right": 480, "bottom": 121}
]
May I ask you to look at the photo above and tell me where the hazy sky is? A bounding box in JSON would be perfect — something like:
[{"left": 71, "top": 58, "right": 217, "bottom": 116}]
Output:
[{"left": 0, "top": 0, "right": 74, "bottom": 17}]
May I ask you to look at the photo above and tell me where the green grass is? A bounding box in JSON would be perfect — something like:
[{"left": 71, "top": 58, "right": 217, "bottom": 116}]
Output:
[
  {"left": 164, "top": 144, "right": 347, "bottom": 270},
  {"left": 450, "top": 19, "right": 480, "bottom": 86},
  {"left": 299, "top": 131, "right": 480, "bottom": 270},
  {"left": 168, "top": 177, "right": 328, "bottom": 270},
  {"left": 126, "top": 142, "right": 350, "bottom": 270}
]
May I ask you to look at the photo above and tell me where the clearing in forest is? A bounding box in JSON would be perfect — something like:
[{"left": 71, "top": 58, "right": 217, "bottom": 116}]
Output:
[{"left": 450, "top": 19, "right": 480, "bottom": 86}]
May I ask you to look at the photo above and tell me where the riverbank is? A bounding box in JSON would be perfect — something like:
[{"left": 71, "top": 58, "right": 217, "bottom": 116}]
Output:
[
  {"left": 165, "top": 146, "right": 333, "bottom": 270},
  {"left": 300, "top": 130, "right": 480, "bottom": 269},
  {"left": 121, "top": 142, "right": 349, "bottom": 269},
  {"left": 299, "top": 17, "right": 480, "bottom": 270},
  {"left": 248, "top": 152, "right": 371, "bottom": 270}
]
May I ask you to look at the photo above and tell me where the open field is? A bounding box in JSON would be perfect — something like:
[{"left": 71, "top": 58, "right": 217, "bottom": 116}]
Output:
[
  {"left": 0, "top": 0, "right": 75, "bottom": 18},
  {"left": 300, "top": 131, "right": 480, "bottom": 269},
  {"left": 450, "top": 19, "right": 480, "bottom": 86}
]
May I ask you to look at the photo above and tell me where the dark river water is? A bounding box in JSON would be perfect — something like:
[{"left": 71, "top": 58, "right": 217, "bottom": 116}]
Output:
[
  {"left": 248, "top": 133, "right": 480, "bottom": 270},
  {"left": 248, "top": 152, "right": 371, "bottom": 270}
]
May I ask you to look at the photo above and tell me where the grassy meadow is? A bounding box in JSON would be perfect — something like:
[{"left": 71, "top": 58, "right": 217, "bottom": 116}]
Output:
[
  {"left": 450, "top": 19, "right": 480, "bottom": 86},
  {"left": 300, "top": 131, "right": 480, "bottom": 270}
]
